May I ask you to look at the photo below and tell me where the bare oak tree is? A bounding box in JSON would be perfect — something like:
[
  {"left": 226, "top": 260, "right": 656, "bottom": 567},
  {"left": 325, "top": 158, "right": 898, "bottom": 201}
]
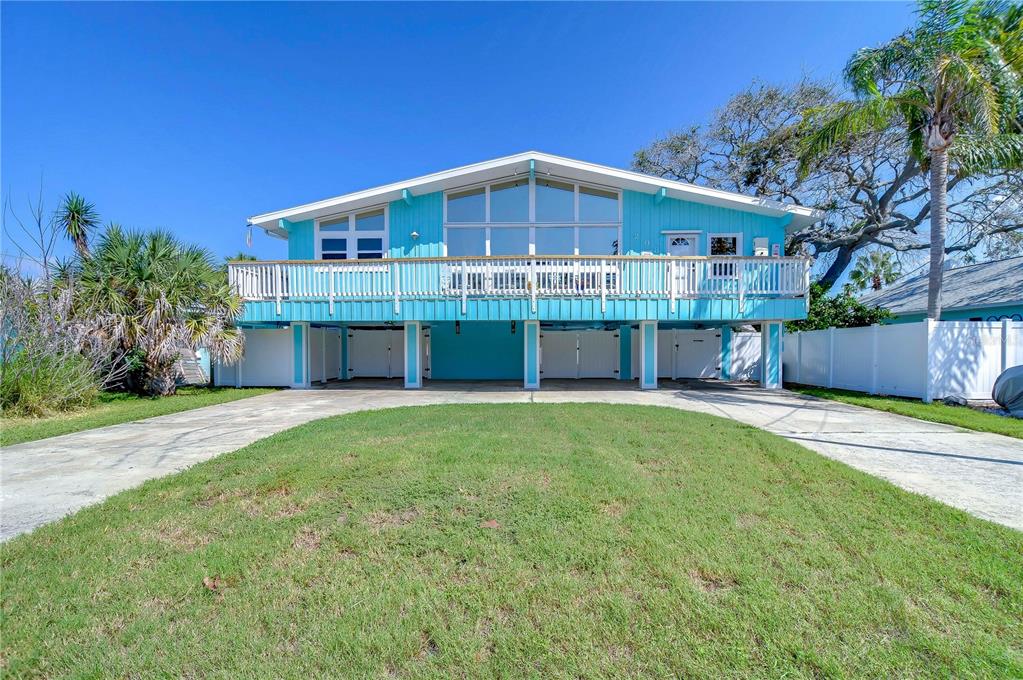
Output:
[{"left": 633, "top": 79, "right": 1022, "bottom": 289}]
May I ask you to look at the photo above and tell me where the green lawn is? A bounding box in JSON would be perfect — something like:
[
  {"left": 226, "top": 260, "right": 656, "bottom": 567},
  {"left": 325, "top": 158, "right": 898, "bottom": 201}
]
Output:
[
  {"left": 0, "top": 387, "right": 277, "bottom": 447},
  {"left": 787, "top": 384, "right": 1023, "bottom": 439},
  {"left": 3, "top": 404, "right": 1020, "bottom": 678}
]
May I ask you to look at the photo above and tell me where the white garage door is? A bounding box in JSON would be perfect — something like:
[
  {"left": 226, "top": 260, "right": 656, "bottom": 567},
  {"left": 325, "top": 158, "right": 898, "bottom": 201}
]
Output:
[
  {"left": 349, "top": 329, "right": 405, "bottom": 378},
  {"left": 542, "top": 330, "right": 618, "bottom": 379},
  {"left": 675, "top": 329, "right": 722, "bottom": 378},
  {"left": 578, "top": 331, "right": 618, "bottom": 378},
  {"left": 634, "top": 329, "right": 722, "bottom": 379},
  {"left": 541, "top": 331, "right": 578, "bottom": 379}
]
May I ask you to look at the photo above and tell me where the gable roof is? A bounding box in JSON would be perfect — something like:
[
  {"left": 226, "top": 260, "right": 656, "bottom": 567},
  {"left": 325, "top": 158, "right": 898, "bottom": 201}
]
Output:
[
  {"left": 248, "top": 151, "right": 823, "bottom": 237},
  {"left": 860, "top": 256, "right": 1023, "bottom": 315}
]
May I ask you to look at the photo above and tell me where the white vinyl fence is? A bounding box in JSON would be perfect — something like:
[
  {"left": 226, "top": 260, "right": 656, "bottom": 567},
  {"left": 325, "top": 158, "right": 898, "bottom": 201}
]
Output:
[{"left": 784, "top": 320, "right": 1022, "bottom": 401}]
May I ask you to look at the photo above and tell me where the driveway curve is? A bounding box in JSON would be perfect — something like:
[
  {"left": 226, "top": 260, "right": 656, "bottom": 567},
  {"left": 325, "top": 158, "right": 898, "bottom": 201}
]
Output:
[{"left": 3, "top": 380, "right": 1021, "bottom": 540}]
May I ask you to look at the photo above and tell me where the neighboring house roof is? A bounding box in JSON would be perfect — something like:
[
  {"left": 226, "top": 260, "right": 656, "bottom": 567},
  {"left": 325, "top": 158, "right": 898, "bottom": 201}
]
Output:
[
  {"left": 248, "top": 151, "right": 823, "bottom": 237},
  {"left": 860, "top": 256, "right": 1023, "bottom": 315}
]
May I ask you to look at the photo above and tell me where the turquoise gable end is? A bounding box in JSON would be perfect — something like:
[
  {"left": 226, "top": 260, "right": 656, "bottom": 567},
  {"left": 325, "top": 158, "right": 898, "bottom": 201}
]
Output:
[
  {"left": 286, "top": 219, "right": 315, "bottom": 260},
  {"left": 389, "top": 192, "right": 444, "bottom": 258},
  {"left": 622, "top": 190, "right": 787, "bottom": 256}
]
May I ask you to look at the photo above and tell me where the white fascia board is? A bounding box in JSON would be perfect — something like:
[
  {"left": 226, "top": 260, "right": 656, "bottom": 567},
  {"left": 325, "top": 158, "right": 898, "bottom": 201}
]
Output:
[{"left": 247, "top": 151, "right": 823, "bottom": 230}]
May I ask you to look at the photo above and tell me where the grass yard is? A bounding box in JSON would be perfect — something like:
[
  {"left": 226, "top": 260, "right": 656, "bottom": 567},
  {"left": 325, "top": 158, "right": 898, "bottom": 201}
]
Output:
[
  {"left": 3, "top": 404, "right": 1020, "bottom": 678},
  {"left": 787, "top": 384, "right": 1023, "bottom": 440},
  {"left": 0, "top": 387, "right": 277, "bottom": 447}
]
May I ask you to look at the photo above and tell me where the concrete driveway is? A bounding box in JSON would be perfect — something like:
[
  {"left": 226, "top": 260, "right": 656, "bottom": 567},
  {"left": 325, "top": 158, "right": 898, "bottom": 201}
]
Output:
[{"left": 3, "top": 380, "right": 1021, "bottom": 540}]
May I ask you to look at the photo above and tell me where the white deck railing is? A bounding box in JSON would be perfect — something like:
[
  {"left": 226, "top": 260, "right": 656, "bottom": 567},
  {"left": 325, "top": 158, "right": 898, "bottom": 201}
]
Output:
[{"left": 229, "top": 256, "right": 811, "bottom": 314}]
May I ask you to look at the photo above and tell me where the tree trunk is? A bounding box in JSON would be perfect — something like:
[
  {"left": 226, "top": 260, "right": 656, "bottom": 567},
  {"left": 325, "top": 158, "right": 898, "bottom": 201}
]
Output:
[
  {"left": 927, "top": 148, "right": 948, "bottom": 319},
  {"left": 144, "top": 360, "right": 178, "bottom": 396},
  {"left": 816, "top": 245, "right": 855, "bottom": 291}
]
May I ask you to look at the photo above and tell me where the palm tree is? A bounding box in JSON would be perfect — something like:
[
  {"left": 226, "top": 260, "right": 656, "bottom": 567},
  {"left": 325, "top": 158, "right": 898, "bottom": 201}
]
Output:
[
  {"left": 76, "top": 226, "right": 244, "bottom": 395},
  {"left": 849, "top": 251, "right": 902, "bottom": 291},
  {"left": 798, "top": 0, "right": 1023, "bottom": 319},
  {"left": 56, "top": 192, "right": 100, "bottom": 258}
]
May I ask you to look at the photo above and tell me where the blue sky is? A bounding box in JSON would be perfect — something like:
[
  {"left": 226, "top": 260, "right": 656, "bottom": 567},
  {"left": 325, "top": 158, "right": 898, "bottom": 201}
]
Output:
[{"left": 2, "top": 1, "right": 916, "bottom": 262}]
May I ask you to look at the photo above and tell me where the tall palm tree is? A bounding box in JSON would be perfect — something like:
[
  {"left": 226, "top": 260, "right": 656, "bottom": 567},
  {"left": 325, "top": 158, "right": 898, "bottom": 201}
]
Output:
[
  {"left": 799, "top": 0, "right": 1023, "bottom": 319},
  {"left": 849, "top": 251, "right": 902, "bottom": 291},
  {"left": 76, "top": 226, "right": 244, "bottom": 395},
  {"left": 56, "top": 192, "right": 100, "bottom": 258}
]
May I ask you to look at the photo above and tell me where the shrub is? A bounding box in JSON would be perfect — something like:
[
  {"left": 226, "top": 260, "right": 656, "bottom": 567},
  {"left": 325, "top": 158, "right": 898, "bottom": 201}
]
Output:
[{"left": 0, "top": 351, "right": 100, "bottom": 417}]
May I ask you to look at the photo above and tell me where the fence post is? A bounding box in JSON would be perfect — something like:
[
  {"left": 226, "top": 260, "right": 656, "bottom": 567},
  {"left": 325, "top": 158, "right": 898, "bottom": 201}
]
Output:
[
  {"left": 827, "top": 327, "right": 835, "bottom": 388},
  {"left": 870, "top": 324, "right": 880, "bottom": 395},
  {"left": 1002, "top": 318, "right": 1012, "bottom": 373},
  {"left": 600, "top": 258, "right": 607, "bottom": 314},
  {"left": 795, "top": 331, "right": 802, "bottom": 385},
  {"left": 274, "top": 263, "right": 282, "bottom": 316},
  {"left": 923, "top": 318, "right": 935, "bottom": 403}
]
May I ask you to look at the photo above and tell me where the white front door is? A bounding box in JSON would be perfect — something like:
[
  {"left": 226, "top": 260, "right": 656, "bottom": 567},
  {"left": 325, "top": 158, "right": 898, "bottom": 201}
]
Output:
[{"left": 667, "top": 234, "right": 699, "bottom": 256}]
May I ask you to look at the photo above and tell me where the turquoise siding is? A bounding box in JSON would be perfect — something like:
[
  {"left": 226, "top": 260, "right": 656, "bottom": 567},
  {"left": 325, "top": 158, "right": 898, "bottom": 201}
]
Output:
[
  {"left": 720, "top": 325, "right": 733, "bottom": 380},
  {"left": 405, "top": 322, "right": 419, "bottom": 380},
  {"left": 622, "top": 191, "right": 787, "bottom": 255},
  {"left": 340, "top": 329, "right": 349, "bottom": 380},
  {"left": 389, "top": 192, "right": 444, "bottom": 258},
  {"left": 287, "top": 219, "right": 315, "bottom": 260},
  {"left": 240, "top": 297, "right": 806, "bottom": 324},
  {"left": 292, "top": 323, "right": 304, "bottom": 384},
  {"left": 429, "top": 321, "right": 523, "bottom": 379},
  {"left": 618, "top": 327, "right": 632, "bottom": 380},
  {"left": 887, "top": 304, "right": 1023, "bottom": 323}
]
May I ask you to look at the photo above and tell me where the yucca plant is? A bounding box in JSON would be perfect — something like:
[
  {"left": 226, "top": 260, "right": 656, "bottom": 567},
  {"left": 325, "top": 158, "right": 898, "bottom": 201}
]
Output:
[
  {"left": 849, "top": 250, "right": 902, "bottom": 291},
  {"left": 76, "top": 226, "right": 244, "bottom": 395},
  {"left": 799, "top": 0, "right": 1023, "bottom": 318},
  {"left": 56, "top": 192, "right": 101, "bottom": 259}
]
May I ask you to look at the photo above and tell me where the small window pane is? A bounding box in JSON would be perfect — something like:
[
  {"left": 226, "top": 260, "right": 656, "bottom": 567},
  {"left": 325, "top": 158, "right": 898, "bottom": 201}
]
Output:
[
  {"left": 578, "top": 186, "right": 619, "bottom": 222},
  {"left": 710, "top": 236, "right": 738, "bottom": 256},
  {"left": 447, "top": 187, "right": 485, "bottom": 223},
  {"left": 490, "top": 179, "right": 529, "bottom": 222},
  {"left": 447, "top": 228, "right": 486, "bottom": 256},
  {"left": 322, "top": 252, "right": 347, "bottom": 260},
  {"left": 535, "top": 179, "right": 574, "bottom": 222},
  {"left": 355, "top": 209, "right": 385, "bottom": 231},
  {"left": 320, "top": 215, "right": 349, "bottom": 230},
  {"left": 534, "top": 227, "right": 574, "bottom": 255},
  {"left": 322, "top": 238, "right": 347, "bottom": 251},
  {"left": 357, "top": 238, "right": 382, "bottom": 251},
  {"left": 490, "top": 227, "right": 529, "bottom": 256},
  {"left": 578, "top": 226, "right": 618, "bottom": 256},
  {"left": 359, "top": 252, "right": 383, "bottom": 259}
]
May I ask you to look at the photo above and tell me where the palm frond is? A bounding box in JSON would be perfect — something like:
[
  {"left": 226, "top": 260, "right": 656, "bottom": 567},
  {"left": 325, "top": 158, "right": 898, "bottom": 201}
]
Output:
[{"left": 950, "top": 132, "right": 1023, "bottom": 172}]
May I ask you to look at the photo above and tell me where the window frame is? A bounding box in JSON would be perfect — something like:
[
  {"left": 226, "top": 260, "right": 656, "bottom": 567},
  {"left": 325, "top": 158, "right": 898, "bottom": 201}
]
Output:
[
  {"left": 442, "top": 175, "right": 622, "bottom": 257},
  {"left": 314, "top": 205, "right": 389, "bottom": 260}
]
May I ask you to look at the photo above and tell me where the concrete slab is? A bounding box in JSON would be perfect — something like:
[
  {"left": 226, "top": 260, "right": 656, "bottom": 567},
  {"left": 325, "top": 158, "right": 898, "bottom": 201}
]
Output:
[{"left": 3, "top": 380, "right": 1020, "bottom": 540}]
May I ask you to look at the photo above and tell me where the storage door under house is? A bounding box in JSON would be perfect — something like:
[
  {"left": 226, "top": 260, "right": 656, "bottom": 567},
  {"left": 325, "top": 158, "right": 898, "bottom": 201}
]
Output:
[
  {"left": 348, "top": 329, "right": 405, "bottom": 379},
  {"left": 632, "top": 328, "right": 722, "bottom": 379},
  {"left": 309, "top": 327, "right": 342, "bottom": 383},
  {"left": 347, "top": 327, "right": 430, "bottom": 380},
  {"left": 540, "top": 330, "right": 619, "bottom": 379}
]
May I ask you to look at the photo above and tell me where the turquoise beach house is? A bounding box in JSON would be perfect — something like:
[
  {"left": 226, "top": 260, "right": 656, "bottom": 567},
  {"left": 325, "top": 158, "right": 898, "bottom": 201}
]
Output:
[{"left": 218, "top": 152, "right": 821, "bottom": 390}]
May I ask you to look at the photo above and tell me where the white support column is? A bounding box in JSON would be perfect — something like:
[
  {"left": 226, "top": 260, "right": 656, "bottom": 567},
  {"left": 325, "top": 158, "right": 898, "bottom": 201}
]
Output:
[
  {"left": 523, "top": 320, "right": 540, "bottom": 390},
  {"left": 639, "top": 320, "right": 658, "bottom": 390},
  {"left": 291, "top": 322, "right": 310, "bottom": 389},
  {"left": 403, "top": 321, "right": 422, "bottom": 389},
  {"left": 760, "top": 321, "right": 783, "bottom": 390}
]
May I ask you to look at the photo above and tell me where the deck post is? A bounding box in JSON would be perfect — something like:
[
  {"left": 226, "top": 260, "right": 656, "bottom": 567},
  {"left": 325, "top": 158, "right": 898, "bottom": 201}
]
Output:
[
  {"left": 291, "top": 322, "right": 310, "bottom": 389},
  {"left": 639, "top": 320, "right": 658, "bottom": 389},
  {"left": 760, "top": 320, "right": 783, "bottom": 389},
  {"left": 523, "top": 320, "right": 540, "bottom": 390},
  {"left": 403, "top": 321, "right": 422, "bottom": 389}
]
